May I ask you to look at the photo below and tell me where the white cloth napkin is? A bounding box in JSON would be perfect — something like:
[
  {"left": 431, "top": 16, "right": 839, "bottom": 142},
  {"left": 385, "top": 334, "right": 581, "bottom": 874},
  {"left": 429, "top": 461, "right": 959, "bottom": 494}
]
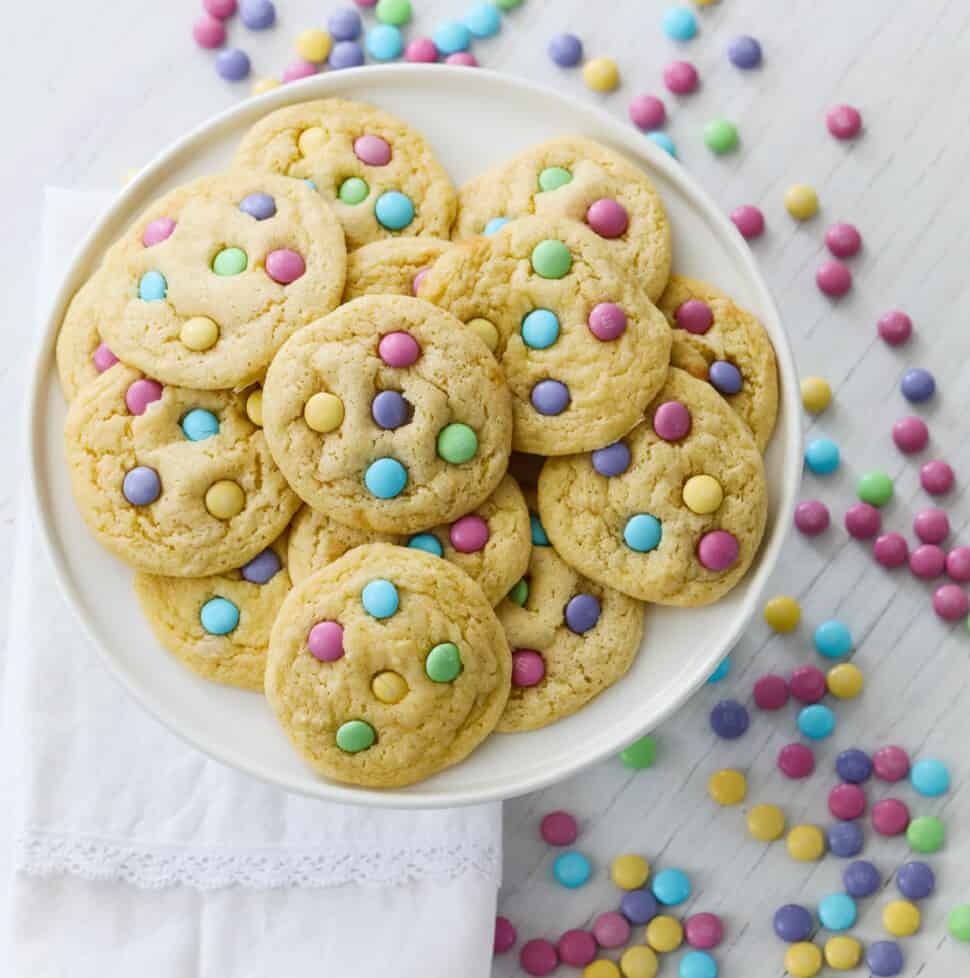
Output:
[{"left": 0, "top": 189, "right": 501, "bottom": 978}]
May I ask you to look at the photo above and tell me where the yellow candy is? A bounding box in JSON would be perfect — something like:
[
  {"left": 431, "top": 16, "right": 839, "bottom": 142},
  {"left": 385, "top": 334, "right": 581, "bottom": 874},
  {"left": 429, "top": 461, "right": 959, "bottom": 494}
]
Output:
[
  {"left": 371, "top": 670, "right": 408, "bottom": 704},
  {"left": 246, "top": 389, "right": 263, "bottom": 427},
  {"left": 611, "top": 854, "right": 650, "bottom": 890},
  {"left": 645, "top": 915, "right": 682, "bottom": 953},
  {"left": 304, "top": 392, "right": 344, "bottom": 433},
  {"left": 299, "top": 127, "right": 327, "bottom": 156},
  {"left": 583, "top": 57, "right": 620, "bottom": 93},
  {"left": 747, "top": 803, "right": 786, "bottom": 842},
  {"left": 252, "top": 77, "right": 281, "bottom": 95},
  {"left": 180, "top": 316, "right": 219, "bottom": 351},
  {"left": 682, "top": 474, "right": 723, "bottom": 514},
  {"left": 800, "top": 376, "right": 832, "bottom": 414},
  {"left": 466, "top": 318, "right": 499, "bottom": 352},
  {"left": 619, "top": 945, "right": 658, "bottom": 978},
  {"left": 826, "top": 662, "right": 864, "bottom": 699},
  {"left": 205, "top": 480, "right": 245, "bottom": 520},
  {"left": 787, "top": 824, "right": 825, "bottom": 862},
  {"left": 763, "top": 595, "right": 801, "bottom": 632},
  {"left": 824, "top": 936, "right": 862, "bottom": 970},
  {"left": 694, "top": 0, "right": 719, "bottom": 4},
  {"left": 784, "top": 942, "right": 822, "bottom": 978},
  {"left": 708, "top": 768, "right": 747, "bottom": 806},
  {"left": 296, "top": 28, "right": 332, "bottom": 63},
  {"left": 585, "top": 961, "right": 621, "bottom": 978},
  {"left": 883, "top": 899, "right": 921, "bottom": 937},
  {"left": 785, "top": 184, "right": 819, "bottom": 220}
]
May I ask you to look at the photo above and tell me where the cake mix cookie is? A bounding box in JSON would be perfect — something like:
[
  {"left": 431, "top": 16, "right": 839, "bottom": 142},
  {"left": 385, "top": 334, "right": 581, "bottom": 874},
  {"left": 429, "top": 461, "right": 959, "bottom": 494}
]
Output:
[
  {"left": 453, "top": 137, "right": 672, "bottom": 301},
  {"left": 417, "top": 216, "right": 672, "bottom": 455},
  {"left": 55, "top": 269, "right": 120, "bottom": 401},
  {"left": 344, "top": 237, "right": 452, "bottom": 301},
  {"left": 497, "top": 494, "right": 645, "bottom": 732},
  {"left": 286, "top": 475, "right": 530, "bottom": 605},
  {"left": 88, "top": 171, "right": 345, "bottom": 390},
  {"left": 537, "top": 369, "right": 767, "bottom": 607},
  {"left": 134, "top": 534, "right": 291, "bottom": 690},
  {"left": 265, "top": 543, "right": 511, "bottom": 788},
  {"left": 64, "top": 365, "right": 301, "bottom": 577},
  {"left": 233, "top": 98, "right": 457, "bottom": 250},
  {"left": 657, "top": 275, "right": 779, "bottom": 451},
  {"left": 262, "top": 295, "right": 513, "bottom": 534}
]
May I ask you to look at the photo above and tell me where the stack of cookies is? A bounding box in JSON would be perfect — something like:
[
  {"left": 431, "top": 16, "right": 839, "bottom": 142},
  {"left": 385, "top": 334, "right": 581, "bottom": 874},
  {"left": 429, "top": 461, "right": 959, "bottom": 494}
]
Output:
[{"left": 56, "top": 97, "right": 778, "bottom": 789}]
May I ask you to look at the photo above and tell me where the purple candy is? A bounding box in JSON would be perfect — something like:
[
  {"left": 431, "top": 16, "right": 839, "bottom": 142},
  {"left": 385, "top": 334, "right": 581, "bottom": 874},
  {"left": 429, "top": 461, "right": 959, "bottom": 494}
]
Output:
[
  {"left": 653, "top": 400, "right": 691, "bottom": 441},
  {"left": 867, "top": 941, "right": 903, "bottom": 977},
  {"left": 727, "top": 34, "right": 762, "bottom": 69},
  {"left": 592, "top": 442, "right": 630, "bottom": 477},
  {"left": 620, "top": 887, "right": 658, "bottom": 925},
  {"left": 329, "top": 7, "right": 362, "bottom": 40},
  {"left": 240, "top": 0, "right": 275, "bottom": 29},
  {"left": 843, "top": 860, "right": 880, "bottom": 898},
  {"left": 548, "top": 32, "right": 583, "bottom": 67},
  {"left": 123, "top": 466, "right": 161, "bottom": 506},
  {"left": 330, "top": 40, "right": 365, "bottom": 68},
  {"left": 709, "top": 360, "right": 742, "bottom": 395},
  {"left": 565, "top": 594, "right": 601, "bottom": 634},
  {"left": 531, "top": 379, "right": 570, "bottom": 415},
  {"left": 772, "top": 904, "right": 813, "bottom": 943},
  {"left": 828, "top": 821, "right": 865, "bottom": 858},
  {"left": 896, "top": 861, "right": 935, "bottom": 900},
  {"left": 216, "top": 47, "right": 251, "bottom": 81},
  {"left": 239, "top": 192, "right": 276, "bottom": 220},
  {"left": 710, "top": 699, "right": 749, "bottom": 739},
  {"left": 371, "top": 390, "right": 412, "bottom": 429},
  {"left": 901, "top": 367, "right": 935, "bottom": 403},
  {"left": 836, "top": 748, "right": 873, "bottom": 784},
  {"left": 241, "top": 548, "right": 282, "bottom": 584}
]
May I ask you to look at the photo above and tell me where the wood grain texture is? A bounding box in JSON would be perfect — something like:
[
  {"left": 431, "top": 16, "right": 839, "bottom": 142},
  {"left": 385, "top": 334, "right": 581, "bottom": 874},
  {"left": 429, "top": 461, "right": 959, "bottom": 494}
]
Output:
[{"left": 2, "top": 1, "right": 968, "bottom": 974}]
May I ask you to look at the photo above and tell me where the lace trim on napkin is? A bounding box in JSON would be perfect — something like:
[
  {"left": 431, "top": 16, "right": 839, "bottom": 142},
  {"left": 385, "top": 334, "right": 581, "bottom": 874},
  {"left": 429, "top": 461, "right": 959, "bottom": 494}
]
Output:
[{"left": 15, "top": 831, "right": 501, "bottom": 891}]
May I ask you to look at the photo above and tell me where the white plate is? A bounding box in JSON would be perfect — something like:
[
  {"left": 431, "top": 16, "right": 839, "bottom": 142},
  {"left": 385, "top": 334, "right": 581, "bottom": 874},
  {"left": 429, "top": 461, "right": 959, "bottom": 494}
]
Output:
[{"left": 31, "top": 65, "right": 800, "bottom": 808}]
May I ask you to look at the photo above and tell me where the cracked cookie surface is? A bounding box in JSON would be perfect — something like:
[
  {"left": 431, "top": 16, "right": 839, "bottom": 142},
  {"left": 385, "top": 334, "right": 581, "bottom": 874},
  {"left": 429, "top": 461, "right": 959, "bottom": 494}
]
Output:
[{"left": 344, "top": 237, "right": 452, "bottom": 301}]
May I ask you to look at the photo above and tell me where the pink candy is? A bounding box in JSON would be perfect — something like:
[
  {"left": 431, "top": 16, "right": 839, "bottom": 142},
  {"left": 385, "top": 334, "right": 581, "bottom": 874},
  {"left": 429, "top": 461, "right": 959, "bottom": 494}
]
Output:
[
  {"left": 520, "top": 939, "right": 558, "bottom": 977},
  {"left": 914, "top": 508, "right": 949, "bottom": 545},
  {"left": 685, "top": 913, "right": 724, "bottom": 950},
  {"left": 494, "top": 916, "right": 517, "bottom": 954},
  {"left": 125, "top": 378, "right": 163, "bottom": 416},
  {"left": 753, "top": 674, "right": 789, "bottom": 711},
  {"left": 946, "top": 547, "right": 970, "bottom": 582},
  {"left": 826, "top": 103, "right": 862, "bottom": 140},
  {"left": 93, "top": 343, "right": 119, "bottom": 373},
  {"left": 874, "top": 533, "right": 908, "bottom": 568},
  {"left": 790, "top": 665, "right": 827, "bottom": 704},
  {"left": 878, "top": 310, "right": 912, "bottom": 346},
  {"left": 411, "top": 268, "right": 429, "bottom": 295},
  {"left": 445, "top": 52, "right": 478, "bottom": 66},
  {"left": 586, "top": 198, "right": 629, "bottom": 238},
  {"left": 893, "top": 416, "right": 928, "bottom": 454},
  {"left": 910, "top": 544, "right": 946, "bottom": 579},
  {"left": 588, "top": 302, "right": 627, "bottom": 341},
  {"left": 698, "top": 531, "right": 739, "bottom": 571},
  {"left": 794, "top": 499, "right": 830, "bottom": 535},
  {"left": 450, "top": 515, "right": 489, "bottom": 553},
  {"left": 203, "top": 0, "right": 237, "bottom": 16},
  {"left": 629, "top": 94, "right": 666, "bottom": 130},
  {"left": 920, "top": 459, "right": 954, "bottom": 495},
  {"left": 193, "top": 13, "right": 226, "bottom": 48},
  {"left": 354, "top": 134, "right": 392, "bottom": 166},
  {"left": 828, "top": 783, "right": 866, "bottom": 820},
  {"left": 871, "top": 797, "right": 910, "bottom": 836},
  {"left": 143, "top": 217, "right": 176, "bottom": 247},
  {"left": 540, "top": 810, "right": 578, "bottom": 846},
  {"left": 307, "top": 621, "right": 344, "bottom": 662},
  {"left": 592, "top": 912, "right": 630, "bottom": 948},
  {"left": 266, "top": 248, "right": 306, "bottom": 284},
  {"left": 663, "top": 60, "right": 699, "bottom": 94},
  {"left": 653, "top": 400, "right": 691, "bottom": 441},
  {"left": 933, "top": 584, "right": 969, "bottom": 621},
  {"left": 778, "top": 742, "right": 815, "bottom": 779},
  {"left": 731, "top": 204, "right": 765, "bottom": 240},
  {"left": 872, "top": 745, "right": 910, "bottom": 782},
  {"left": 405, "top": 37, "right": 439, "bottom": 62},
  {"left": 825, "top": 222, "right": 862, "bottom": 258},
  {"left": 816, "top": 259, "right": 852, "bottom": 297},
  {"left": 512, "top": 649, "right": 546, "bottom": 687},
  {"left": 557, "top": 930, "right": 596, "bottom": 968},
  {"left": 845, "top": 502, "right": 881, "bottom": 540},
  {"left": 282, "top": 60, "right": 318, "bottom": 83},
  {"left": 379, "top": 331, "right": 421, "bottom": 367},
  {"left": 676, "top": 299, "right": 713, "bottom": 334}
]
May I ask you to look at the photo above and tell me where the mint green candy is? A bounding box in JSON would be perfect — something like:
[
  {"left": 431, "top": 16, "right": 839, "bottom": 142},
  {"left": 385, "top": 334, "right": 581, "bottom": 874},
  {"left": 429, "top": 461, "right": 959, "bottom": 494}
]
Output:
[
  {"left": 426, "top": 642, "right": 462, "bottom": 682},
  {"left": 212, "top": 247, "right": 248, "bottom": 276},
  {"left": 508, "top": 579, "right": 528, "bottom": 606},
  {"left": 335, "top": 719, "right": 376, "bottom": 753},
  {"left": 496, "top": 0, "right": 522, "bottom": 8},
  {"left": 857, "top": 470, "right": 893, "bottom": 506},
  {"left": 339, "top": 177, "right": 369, "bottom": 205},
  {"left": 376, "top": 0, "right": 411, "bottom": 25},
  {"left": 538, "top": 166, "right": 572, "bottom": 192},
  {"left": 949, "top": 905, "right": 970, "bottom": 942},
  {"left": 437, "top": 423, "right": 478, "bottom": 464},
  {"left": 531, "top": 239, "right": 572, "bottom": 279},
  {"left": 907, "top": 815, "right": 944, "bottom": 853},
  {"left": 703, "top": 119, "right": 739, "bottom": 154},
  {"left": 620, "top": 734, "right": 657, "bottom": 769}
]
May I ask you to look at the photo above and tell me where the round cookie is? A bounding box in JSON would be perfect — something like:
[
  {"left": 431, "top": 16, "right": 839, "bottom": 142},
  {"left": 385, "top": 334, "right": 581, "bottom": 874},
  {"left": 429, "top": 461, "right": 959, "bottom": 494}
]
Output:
[
  {"left": 344, "top": 237, "right": 452, "bottom": 301},
  {"left": 64, "top": 364, "right": 301, "bottom": 577},
  {"left": 287, "top": 475, "right": 531, "bottom": 605},
  {"left": 89, "top": 171, "right": 346, "bottom": 390},
  {"left": 232, "top": 98, "right": 457, "bottom": 250},
  {"left": 417, "top": 216, "right": 672, "bottom": 455},
  {"left": 262, "top": 294, "right": 513, "bottom": 534},
  {"left": 134, "top": 535, "right": 291, "bottom": 690},
  {"left": 55, "top": 269, "right": 120, "bottom": 401},
  {"left": 453, "top": 137, "right": 672, "bottom": 301},
  {"left": 657, "top": 275, "right": 779, "bottom": 452},
  {"left": 497, "top": 498, "right": 645, "bottom": 732},
  {"left": 265, "top": 542, "right": 511, "bottom": 788},
  {"left": 537, "top": 368, "right": 767, "bottom": 607}
]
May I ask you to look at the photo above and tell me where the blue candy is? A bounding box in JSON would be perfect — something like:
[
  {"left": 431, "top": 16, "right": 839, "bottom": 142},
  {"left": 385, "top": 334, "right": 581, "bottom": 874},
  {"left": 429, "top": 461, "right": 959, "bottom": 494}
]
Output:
[
  {"left": 818, "top": 892, "right": 857, "bottom": 931},
  {"left": 652, "top": 867, "right": 691, "bottom": 906},
  {"left": 647, "top": 132, "right": 677, "bottom": 157},
  {"left": 799, "top": 703, "right": 835, "bottom": 740},
  {"left": 814, "top": 619, "right": 852, "bottom": 658},
  {"left": 138, "top": 270, "right": 167, "bottom": 301},
  {"left": 464, "top": 3, "right": 501, "bottom": 38},
  {"left": 623, "top": 514, "right": 662, "bottom": 552},
  {"left": 408, "top": 533, "right": 444, "bottom": 557},
  {"left": 362, "top": 579, "right": 399, "bottom": 619},
  {"left": 365, "top": 457, "right": 408, "bottom": 499},
  {"left": 200, "top": 596, "right": 240, "bottom": 635},
  {"left": 180, "top": 408, "right": 220, "bottom": 442},
  {"left": 530, "top": 512, "right": 550, "bottom": 546},
  {"left": 433, "top": 21, "right": 472, "bottom": 54},
  {"left": 521, "top": 309, "right": 560, "bottom": 349},
  {"left": 680, "top": 951, "right": 717, "bottom": 978},
  {"left": 804, "top": 437, "right": 840, "bottom": 474},
  {"left": 910, "top": 758, "right": 950, "bottom": 797},
  {"left": 366, "top": 24, "right": 404, "bottom": 61},
  {"left": 553, "top": 851, "right": 591, "bottom": 889},
  {"left": 707, "top": 656, "right": 731, "bottom": 684},
  {"left": 483, "top": 216, "right": 509, "bottom": 235},
  {"left": 662, "top": 6, "right": 698, "bottom": 41},
  {"left": 375, "top": 191, "right": 415, "bottom": 230}
]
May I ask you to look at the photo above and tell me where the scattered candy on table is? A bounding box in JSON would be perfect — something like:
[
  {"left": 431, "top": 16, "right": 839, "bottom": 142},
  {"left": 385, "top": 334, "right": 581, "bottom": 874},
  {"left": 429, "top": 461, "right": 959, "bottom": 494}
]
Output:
[
  {"left": 827, "top": 820, "right": 864, "bottom": 857},
  {"left": 662, "top": 6, "right": 698, "bottom": 41},
  {"left": 804, "top": 437, "right": 840, "bottom": 474},
  {"left": 814, "top": 619, "right": 852, "bottom": 657},
  {"left": 629, "top": 94, "right": 666, "bottom": 129},
  {"left": 901, "top": 367, "right": 936, "bottom": 402},
  {"left": 708, "top": 768, "right": 746, "bottom": 804},
  {"left": 920, "top": 459, "right": 954, "bottom": 495},
  {"left": 647, "top": 132, "right": 677, "bottom": 156},
  {"left": 730, "top": 204, "right": 764, "bottom": 239},
  {"left": 818, "top": 892, "right": 857, "bottom": 931},
  {"left": 703, "top": 119, "right": 738, "bottom": 154},
  {"left": 494, "top": 915, "right": 517, "bottom": 954},
  {"left": 857, "top": 470, "right": 893, "bottom": 507},
  {"left": 816, "top": 259, "right": 852, "bottom": 297},
  {"left": 827, "top": 663, "right": 864, "bottom": 699},
  {"left": 784, "top": 941, "right": 822, "bottom": 977},
  {"left": 790, "top": 665, "right": 826, "bottom": 704},
  {"left": 893, "top": 415, "right": 929, "bottom": 453},
  {"left": 824, "top": 935, "right": 862, "bottom": 970},
  {"left": 727, "top": 34, "right": 761, "bottom": 69},
  {"left": 583, "top": 57, "right": 620, "bottom": 92},
  {"left": 798, "top": 703, "right": 835, "bottom": 739},
  {"left": 240, "top": 0, "right": 275, "bottom": 29},
  {"left": 554, "top": 850, "right": 592, "bottom": 888},
  {"left": 785, "top": 184, "right": 818, "bottom": 220},
  {"left": 878, "top": 309, "right": 913, "bottom": 345},
  {"left": 541, "top": 810, "right": 578, "bottom": 845},
  {"left": 707, "top": 656, "right": 730, "bottom": 683},
  {"left": 520, "top": 938, "right": 558, "bottom": 977},
  {"left": 794, "top": 499, "right": 830, "bottom": 535},
  {"left": 907, "top": 815, "right": 944, "bottom": 853},
  {"left": 910, "top": 544, "right": 946, "bottom": 580},
  {"left": 871, "top": 797, "right": 910, "bottom": 836},
  {"left": 910, "top": 758, "right": 950, "bottom": 796},
  {"left": 844, "top": 859, "right": 881, "bottom": 897},
  {"left": 710, "top": 699, "right": 749, "bottom": 739},
  {"left": 825, "top": 221, "right": 862, "bottom": 257},
  {"left": 652, "top": 867, "right": 691, "bottom": 905},
  {"left": 548, "top": 32, "right": 583, "bottom": 67},
  {"left": 747, "top": 803, "right": 786, "bottom": 841},
  {"left": 949, "top": 905, "right": 970, "bottom": 942},
  {"left": 896, "top": 860, "right": 935, "bottom": 899},
  {"left": 620, "top": 734, "right": 657, "bottom": 768},
  {"left": 800, "top": 376, "right": 831, "bottom": 413},
  {"left": 827, "top": 103, "right": 862, "bottom": 139},
  {"left": 764, "top": 594, "right": 800, "bottom": 631},
  {"left": 645, "top": 915, "right": 683, "bottom": 952},
  {"left": 867, "top": 941, "right": 903, "bottom": 977},
  {"left": 611, "top": 853, "right": 649, "bottom": 889},
  {"left": 883, "top": 900, "right": 921, "bottom": 941},
  {"left": 663, "top": 60, "right": 699, "bottom": 94},
  {"left": 778, "top": 742, "right": 816, "bottom": 778},
  {"left": 753, "top": 673, "right": 789, "bottom": 710},
  {"left": 620, "top": 945, "right": 659, "bottom": 978},
  {"left": 787, "top": 824, "right": 826, "bottom": 861}
]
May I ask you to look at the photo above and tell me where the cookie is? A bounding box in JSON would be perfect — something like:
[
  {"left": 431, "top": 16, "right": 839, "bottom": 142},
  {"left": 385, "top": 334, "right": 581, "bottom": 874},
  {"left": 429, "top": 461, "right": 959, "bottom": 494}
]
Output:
[
  {"left": 232, "top": 98, "right": 457, "bottom": 250},
  {"left": 537, "top": 368, "right": 767, "bottom": 607},
  {"left": 453, "top": 136, "right": 672, "bottom": 301},
  {"left": 88, "top": 171, "right": 346, "bottom": 390},
  {"left": 64, "top": 365, "right": 301, "bottom": 577},
  {"left": 262, "top": 294, "right": 513, "bottom": 534},
  {"left": 134, "top": 535, "right": 291, "bottom": 690},
  {"left": 265, "top": 543, "right": 511, "bottom": 788},
  {"left": 497, "top": 496, "right": 645, "bottom": 732},
  {"left": 417, "top": 216, "right": 672, "bottom": 455},
  {"left": 344, "top": 237, "right": 451, "bottom": 301},
  {"left": 55, "top": 269, "right": 120, "bottom": 401},
  {"left": 287, "top": 475, "right": 531, "bottom": 605},
  {"left": 657, "top": 275, "right": 779, "bottom": 451}
]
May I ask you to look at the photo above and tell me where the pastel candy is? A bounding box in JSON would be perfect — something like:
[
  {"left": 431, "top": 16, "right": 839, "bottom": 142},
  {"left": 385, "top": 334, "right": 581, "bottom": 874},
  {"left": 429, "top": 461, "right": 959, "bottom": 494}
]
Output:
[
  {"left": 266, "top": 249, "right": 306, "bottom": 284},
  {"left": 241, "top": 548, "right": 281, "bottom": 584},
  {"left": 142, "top": 217, "right": 176, "bottom": 247},
  {"left": 450, "top": 515, "right": 489, "bottom": 553},
  {"left": 354, "top": 134, "right": 392, "bottom": 165},
  {"left": 239, "top": 192, "right": 276, "bottom": 220},
  {"left": 308, "top": 620, "right": 345, "bottom": 661},
  {"left": 200, "top": 596, "right": 240, "bottom": 635},
  {"left": 123, "top": 466, "right": 160, "bottom": 506}
]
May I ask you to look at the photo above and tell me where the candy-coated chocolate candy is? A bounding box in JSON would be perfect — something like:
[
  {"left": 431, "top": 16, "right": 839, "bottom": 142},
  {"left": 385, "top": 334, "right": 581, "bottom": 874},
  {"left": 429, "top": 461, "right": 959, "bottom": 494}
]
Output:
[
  {"left": 814, "top": 619, "right": 851, "bottom": 657},
  {"left": 432, "top": 21, "right": 470, "bottom": 54},
  {"left": 93, "top": 343, "right": 119, "bottom": 372},
  {"left": 266, "top": 248, "right": 305, "bottom": 284},
  {"left": 339, "top": 176, "right": 369, "bottom": 204},
  {"left": 450, "top": 515, "right": 489, "bottom": 554},
  {"left": 531, "top": 239, "right": 572, "bottom": 278},
  {"left": 620, "top": 945, "right": 658, "bottom": 978},
  {"left": 874, "top": 532, "right": 908, "bottom": 567},
  {"left": 921, "top": 459, "right": 954, "bottom": 495},
  {"left": 731, "top": 204, "right": 764, "bottom": 239},
  {"left": 825, "top": 936, "right": 862, "bottom": 971},
  {"left": 494, "top": 915, "right": 517, "bottom": 954},
  {"left": 205, "top": 0, "right": 236, "bottom": 16},
  {"left": 308, "top": 621, "right": 344, "bottom": 661},
  {"left": 774, "top": 904, "right": 814, "bottom": 942},
  {"left": 624, "top": 513, "right": 662, "bottom": 552},
  {"left": 408, "top": 533, "right": 443, "bottom": 557},
  {"left": 878, "top": 310, "right": 912, "bottom": 345},
  {"left": 709, "top": 699, "right": 748, "bottom": 739},
  {"left": 564, "top": 593, "right": 601, "bottom": 633},
  {"left": 697, "top": 530, "right": 739, "bottom": 570},
  {"left": 251, "top": 77, "right": 281, "bottom": 94},
  {"left": 747, "top": 803, "right": 785, "bottom": 841},
  {"left": 405, "top": 36, "right": 438, "bottom": 62},
  {"left": 530, "top": 512, "right": 549, "bottom": 546},
  {"left": 653, "top": 400, "right": 691, "bottom": 440},
  {"left": 827, "top": 103, "right": 862, "bottom": 139},
  {"left": 790, "top": 665, "right": 827, "bottom": 703},
  {"left": 211, "top": 247, "right": 247, "bottom": 276},
  {"left": 335, "top": 719, "right": 375, "bottom": 753},
  {"left": 883, "top": 899, "right": 920, "bottom": 937},
  {"left": 587, "top": 198, "right": 630, "bottom": 238},
  {"left": 785, "top": 184, "right": 818, "bottom": 220},
  {"left": 676, "top": 299, "right": 713, "bottom": 334},
  {"left": 361, "top": 578, "right": 399, "bottom": 618},
  {"left": 827, "top": 663, "right": 864, "bottom": 699},
  {"left": 836, "top": 747, "right": 873, "bottom": 783},
  {"left": 558, "top": 930, "right": 596, "bottom": 968},
  {"left": 828, "top": 783, "right": 866, "bottom": 820},
  {"left": 946, "top": 546, "right": 970, "bottom": 581},
  {"left": 464, "top": 3, "right": 501, "bottom": 37},
  {"left": 907, "top": 815, "right": 944, "bottom": 853},
  {"left": 193, "top": 13, "right": 226, "bottom": 48},
  {"left": 873, "top": 745, "right": 910, "bottom": 782},
  {"left": 329, "top": 8, "right": 362, "bottom": 40},
  {"left": 143, "top": 217, "right": 176, "bottom": 247},
  {"left": 933, "top": 583, "right": 968, "bottom": 620},
  {"left": 181, "top": 407, "right": 219, "bottom": 442},
  {"left": 329, "top": 39, "right": 365, "bottom": 68},
  {"left": 375, "top": 191, "right": 415, "bottom": 229},
  {"left": 125, "top": 378, "right": 163, "bottom": 416},
  {"left": 663, "top": 59, "right": 698, "bottom": 94},
  {"left": 652, "top": 867, "right": 690, "bottom": 905},
  {"left": 645, "top": 915, "right": 683, "bottom": 952},
  {"left": 708, "top": 768, "right": 746, "bottom": 805},
  {"left": 629, "top": 94, "right": 666, "bottom": 129},
  {"left": 548, "top": 32, "right": 583, "bottom": 67},
  {"left": 896, "top": 860, "right": 935, "bottom": 899},
  {"left": 520, "top": 939, "right": 558, "bottom": 978},
  {"left": 845, "top": 501, "right": 881, "bottom": 538},
  {"left": 804, "top": 437, "right": 840, "bottom": 474},
  {"left": 205, "top": 480, "right": 244, "bottom": 519},
  {"left": 679, "top": 950, "right": 716, "bottom": 978},
  {"left": 753, "top": 674, "right": 789, "bottom": 710},
  {"left": 611, "top": 854, "right": 649, "bottom": 890},
  {"left": 798, "top": 703, "right": 835, "bottom": 740},
  {"left": 647, "top": 132, "right": 678, "bottom": 157},
  {"left": 800, "top": 376, "right": 831, "bottom": 413},
  {"left": 200, "top": 596, "right": 239, "bottom": 635},
  {"left": 901, "top": 367, "right": 935, "bottom": 402},
  {"left": 296, "top": 28, "right": 332, "bottom": 63},
  {"left": 553, "top": 851, "right": 592, "bottom": 888},
  {"left": 910, "top": 543, "right": 945, "bottom": 579},
  {"left": 446, "top": 52, "right": 479, "bottom": 66},
  {"left": 245, "top": 388, "right": 263, "bottom": 426},
  {"left": 540, "top": 810, "right": 578, "bottom": 846},
  {"left": 825, "top": 222, "right": 862, "bottom": 258},
  {"left": 531, "top": 379, "right": 570, "bottom": 415},
  {"left": 138, "top": 270, "right": 167, "bottom": 301},
  {"left": 794, "top": 499, "right": 830, "bottom": 535},
  {"left": 843, "top": 859, "right": 880, "bottom": 897},
  {"left": 371, "top": 390, "right": 411, "bottom": 430},
  {"left": 305, "top": 391, "right": 344, "bottom": 432},
  {"left": 910, "top": 758, "right": 950, "bottom": 796},
  {"left": 872, "top": 798, "right": 910, "bottom": 836},
  {"left": 663, "top": 6, "right": 697, "bottom": 40},
  {"left": 620, "top": 735, "right": 657, "bottom": 769},
  {"left": 683, "top": 913, "right": 723, "bottom": 952},
  {"left": 947, "top": 905, "right": 970, "bottom": 942},
  {"left": 787, "top": 824, "right": 825, "bottom": 861},
  {"left": 588, "top": 302, "right": 627, "bottom": 340},
  {"left": 592, "top": 912, "right": 630, "bottom": 948},
  {"left": 240, "top": 0, "right": 275, "bottom": 29},
  {"left": 538, "top": 166, "right": 572, "bottom": 192},
  {"left": 708, "top": 360, "right": 742, "bottom": 394},
  {"left": 819, "top": 892, "right": 856, "bottom": 931},
  {"left": 521, "top": 308, "right": 560, "bottom": 348},
  {"left": 621, "top": 887, "right": 659, "bottom": 925},
  {"left": 425, "top": 642, "right": 462, "bottom": 682},
  {"left": 703, "top": 119, "right": 738, "bottom": 154},
  {"left": 376, "top": 0, "right": 411, "bottom": 24},
  {"left": 858, "top": 470, "right": 893, "bottom": 506},
  {"left": 512, "top": 649, "right": 545, "bottom": 687},
  {"left": 727, "top": 34, "right": 761, "bottom": 69},
  {"left": 583, "top": 57, "right": 620, "bottom": 92},
  {"left": 365, "top": 457, "right": 407, "bottom": 498},
  {"left": 707, "top": 657, "right": 730, "bottom": 683},
  {"left": 892, "top": 415, "right": 928, "bottom": 453},
  {"left": 764, "top": 595, "right": 800, "bottom": 632},
  {"left": 866, "top": 941, "right": 903, "bottom": 977},
  {"left": 179, "top": 315, "right": 220, "bottom": 352},
  {"left": 378, "top": 330, "right": 420, "bottom": 367},
  {"left": 585, "top": 962, "right": 620, "bottom": 978},
  {"left": 827, "top": 821, "right": 864, "bottom": 858},
  {"left": 241, "top": 548, "right": 281, "bottom": 584},
  {"left": 437, "top": 423, "right": 478, "bottom": 463},
  {"left": 682, "top": 475, "right": 722, "bottom": 514},
  {"left": 216, "top": 48, "right": 251, "bottom": 81}
]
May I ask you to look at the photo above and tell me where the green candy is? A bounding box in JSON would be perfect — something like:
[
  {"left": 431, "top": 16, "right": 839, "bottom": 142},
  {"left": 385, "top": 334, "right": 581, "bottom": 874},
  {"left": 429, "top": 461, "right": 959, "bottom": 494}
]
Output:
[
  {"left": 496, "top": 0, "right": 521, "bottom": 8},
  {"left": 426, "top": 642, "right": 462, "bottom": 683},
  {"left": 907, "top": 815, "right": 944, "bottom": 853},
  {"left": 212, "top": 247, "right": 248, "bottom": 276},
  {"left": 538, "top": 166, "right": 572, "bottom": 192},
  {"left": 703, "top": 119, "right": 739, "bottom": 154},
  {"left": 437, "top": 423, "right": 478, "bottom": 464},
  {"left": 857, "top": 470, "right": 893, "bottom": 507},
  {"left": 339, "top": 177, "right": 369, "bottom": 205},
  {"left": 949, "top": 905, "right": 970, "bottom": 942},
  {"left": 375, "top": 0, "right": 411, "bottom": 25},
  {"left": 620, "top": 734, "right": 657, "bottom": 769},
  {"left": 508, "top": 579, "right": 528, "bottom": 606},
  {"left": 531, "top": 239, "right": 572, "bottom": 279},
  {"left": 335, "top": 719, "right": 376, "bottom": 753}
]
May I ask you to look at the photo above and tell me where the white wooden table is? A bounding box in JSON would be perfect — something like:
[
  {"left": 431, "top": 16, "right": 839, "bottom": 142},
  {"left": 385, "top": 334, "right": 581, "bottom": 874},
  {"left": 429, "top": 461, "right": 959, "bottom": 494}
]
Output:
[{"left": 3, "top": 1, "right": 968, "bottom": 974}]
